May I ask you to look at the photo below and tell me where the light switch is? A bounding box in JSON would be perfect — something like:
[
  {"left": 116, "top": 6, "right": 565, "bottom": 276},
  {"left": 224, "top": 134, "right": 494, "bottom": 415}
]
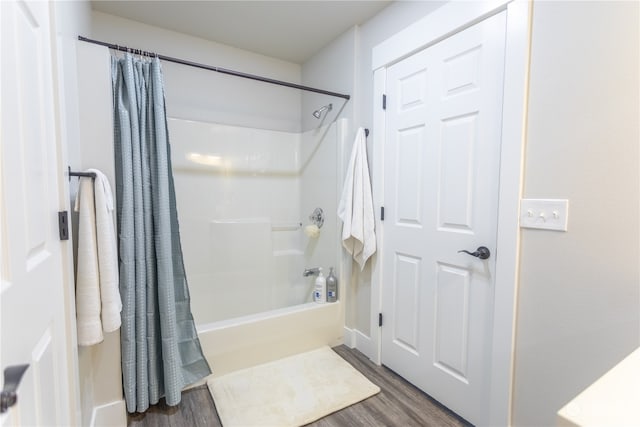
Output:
[{"left": 520, "top": 199, "right": 569, "bottom": 231}]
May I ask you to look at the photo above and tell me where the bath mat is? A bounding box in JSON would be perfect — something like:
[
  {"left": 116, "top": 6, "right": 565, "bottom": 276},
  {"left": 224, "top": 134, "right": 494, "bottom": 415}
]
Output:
[{"left": 208, "top": 346, "right": 380, "bottom": 427}]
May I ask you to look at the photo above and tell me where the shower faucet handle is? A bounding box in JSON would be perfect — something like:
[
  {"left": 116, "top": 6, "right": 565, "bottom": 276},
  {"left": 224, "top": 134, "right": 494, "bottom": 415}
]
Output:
[{"left": 309, "top": 208, "right": 324, "bottom": 229}]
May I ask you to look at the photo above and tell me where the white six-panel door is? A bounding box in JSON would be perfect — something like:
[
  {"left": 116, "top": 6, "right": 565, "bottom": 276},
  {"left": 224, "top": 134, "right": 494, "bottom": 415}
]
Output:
[
  {"left": 381, "top": 11, "right": 507, "bottom": 425},
  {"left": 1, "top": 1, "right": 73, "bottom": 425}
]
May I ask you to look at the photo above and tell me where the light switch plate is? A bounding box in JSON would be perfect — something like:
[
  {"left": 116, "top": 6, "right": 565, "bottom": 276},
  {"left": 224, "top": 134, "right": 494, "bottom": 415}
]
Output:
[{"left": 520, "top": 199, "right": 569, "bottom": 231}]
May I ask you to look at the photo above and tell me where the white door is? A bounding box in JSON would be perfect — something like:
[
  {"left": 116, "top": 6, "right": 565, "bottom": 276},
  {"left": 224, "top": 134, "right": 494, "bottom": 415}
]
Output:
[
  {"left": 1, "top": 1, "right": 74, "bottom": 425},
  {"left": 381, "top": 11, "right": 506, "bottom": 425}
]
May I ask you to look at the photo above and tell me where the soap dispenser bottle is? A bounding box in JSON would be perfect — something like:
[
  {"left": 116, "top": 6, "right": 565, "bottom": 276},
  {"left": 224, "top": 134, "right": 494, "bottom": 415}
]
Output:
[
  {"left": 326, "top": 267, "right": 338, "bottom": 303},
  {"left": 313, "top": 268, "right": 326, "bottom": 304}
]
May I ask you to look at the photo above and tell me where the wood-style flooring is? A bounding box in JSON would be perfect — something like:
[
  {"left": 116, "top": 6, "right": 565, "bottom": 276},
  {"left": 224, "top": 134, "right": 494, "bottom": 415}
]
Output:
[{"left": 128, "top": 345, "right": 472, "bottom": 427}]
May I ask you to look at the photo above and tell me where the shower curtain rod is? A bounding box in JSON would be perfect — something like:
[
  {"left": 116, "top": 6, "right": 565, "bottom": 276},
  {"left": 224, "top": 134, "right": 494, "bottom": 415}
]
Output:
[{"left": 78, "top": 36, "right": 351, "bottom": 100}]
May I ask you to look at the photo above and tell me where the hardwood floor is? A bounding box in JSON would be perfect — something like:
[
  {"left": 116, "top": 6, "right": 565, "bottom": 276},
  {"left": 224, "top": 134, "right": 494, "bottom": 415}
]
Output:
[{"left": 128, "top": 345, "right": 472, "bottom": 427}]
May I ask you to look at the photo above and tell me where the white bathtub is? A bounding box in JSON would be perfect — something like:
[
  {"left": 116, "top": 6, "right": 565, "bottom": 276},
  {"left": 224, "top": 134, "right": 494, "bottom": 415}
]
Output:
[{"left": 197, "top": 301, "right": 344, "bottom": 376}]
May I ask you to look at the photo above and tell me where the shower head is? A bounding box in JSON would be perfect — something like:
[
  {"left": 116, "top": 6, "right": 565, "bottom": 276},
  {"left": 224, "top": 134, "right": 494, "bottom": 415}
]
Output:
[{"left": 312, "top": 103, "right": 332, "bottom": 119}]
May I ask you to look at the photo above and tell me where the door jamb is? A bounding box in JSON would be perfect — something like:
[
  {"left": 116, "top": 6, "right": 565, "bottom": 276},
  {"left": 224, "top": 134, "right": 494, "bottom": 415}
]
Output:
[{"left": 370, "top": 1, "right": 531, "bottom": 425}]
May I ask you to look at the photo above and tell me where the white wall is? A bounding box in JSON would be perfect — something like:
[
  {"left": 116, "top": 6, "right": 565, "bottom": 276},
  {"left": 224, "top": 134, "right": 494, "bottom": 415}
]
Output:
[
  {"left": 91, "top": 11, "right": 302, "bottom": 132},
  {"left": 301, "top": 27, "right": 357, "bottom": 133},
  {"left": 512, "top": 2, "right": 640, "bottom": 425},
  {"left": 53, "top": 0, "right": 92, "bottom": 169}
]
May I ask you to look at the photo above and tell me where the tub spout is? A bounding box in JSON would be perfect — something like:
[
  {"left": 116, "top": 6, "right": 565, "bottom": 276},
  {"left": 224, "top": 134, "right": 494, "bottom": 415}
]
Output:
[{"left": 303, "top": 268, "right": 320, "bottom": 277}]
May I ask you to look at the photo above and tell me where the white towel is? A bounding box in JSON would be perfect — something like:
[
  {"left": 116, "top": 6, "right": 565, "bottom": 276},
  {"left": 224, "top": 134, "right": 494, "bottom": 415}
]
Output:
[
  {"left": 75, "top": 170, "right": 121, "bottom": 346},
  {"left": 87, "top": 169, "right": 121, "bottom": 333},
  {"left": 338, "top": 128, "right": 376, "bottom": 270},
  {"left": 75, "top": 177, "right": 103, "bottom": 346}
]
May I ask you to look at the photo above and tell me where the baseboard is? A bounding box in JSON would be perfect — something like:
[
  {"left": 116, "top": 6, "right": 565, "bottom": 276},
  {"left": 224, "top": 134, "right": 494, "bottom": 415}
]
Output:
[
  {"left": 343, "top": 326, "right": 377, "bottom": 364},
  {"left": 90, "top": 399, "right": 126, "bottom": 427},
  {"left": 354, "top": 329, "right": 376, "bottom": 362},
  {"left": 343, "top": 326, "right": 357, "bottom": 348}
]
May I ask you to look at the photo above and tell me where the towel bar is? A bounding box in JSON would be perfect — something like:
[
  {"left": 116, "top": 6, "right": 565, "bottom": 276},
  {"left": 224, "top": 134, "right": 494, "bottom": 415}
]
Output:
[{"left": 68, "top": 166, "right": 96, "bottom": 180}]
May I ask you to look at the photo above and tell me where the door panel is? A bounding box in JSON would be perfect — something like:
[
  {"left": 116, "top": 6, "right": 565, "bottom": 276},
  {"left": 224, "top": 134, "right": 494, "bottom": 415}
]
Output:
[
  {"left": 439, "top": 112, "right": 478, "bottom": 232},
  {"left": 434, "top": 262, "right": 471, "bottom": 381},
  {"left": 1, "top": 1, "right": 72, "bottom": 425},
  {"left": 381, "top": 11, "right": 507, "bottom": 425},
  {"left": 391, "top": 253, "right": 421, "bottom": 354},
  {"left": 395, "top": 126, "right": 425, "bottom": 225}
]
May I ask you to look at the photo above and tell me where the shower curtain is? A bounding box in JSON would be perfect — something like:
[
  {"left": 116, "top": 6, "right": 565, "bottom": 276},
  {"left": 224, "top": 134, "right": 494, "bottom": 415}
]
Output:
[{"left": 111, "top": 53, "right": 211, "bottom": 413}]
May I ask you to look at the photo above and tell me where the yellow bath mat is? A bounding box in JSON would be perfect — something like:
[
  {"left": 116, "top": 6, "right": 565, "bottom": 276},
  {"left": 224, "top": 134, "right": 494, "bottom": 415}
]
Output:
[{"left": 208, "top": 346, "right": 380, "bottom": 426}]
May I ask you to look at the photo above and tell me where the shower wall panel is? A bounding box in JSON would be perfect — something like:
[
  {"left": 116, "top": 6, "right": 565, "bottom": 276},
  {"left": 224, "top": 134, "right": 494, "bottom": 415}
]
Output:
[
  {"left": 170, "top": 118, "right": 309, "bottom": 324},
  {"left": 299, "top": 123, "right": 340, "bottom": 290}
]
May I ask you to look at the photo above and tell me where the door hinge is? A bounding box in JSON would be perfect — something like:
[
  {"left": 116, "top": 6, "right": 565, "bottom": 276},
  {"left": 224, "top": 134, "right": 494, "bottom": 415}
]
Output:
[
  {"left": 58, "top": 211, "right": 69, "bottom": 241},
  {"left": 382, "top": 94, "right": 387, "bottom": 110},
  {"left": 378, "top": 313, "right": 383, "bottom": 327},
  {"left": 380, "top": 206, "right": 385, "bottom": 221}
]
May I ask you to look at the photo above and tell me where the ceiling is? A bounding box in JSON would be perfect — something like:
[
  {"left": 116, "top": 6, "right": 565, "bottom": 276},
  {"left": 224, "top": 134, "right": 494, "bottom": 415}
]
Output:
[{"left": 91, "top": 1, "right": 393, "bottom": 64}]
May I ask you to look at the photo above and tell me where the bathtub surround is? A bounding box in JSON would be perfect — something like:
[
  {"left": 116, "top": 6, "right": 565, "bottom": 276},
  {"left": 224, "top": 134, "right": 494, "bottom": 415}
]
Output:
[
  {"left": 112, "top": 54, "right": 211, "bottom": 412},
  {"left": 171, "top": 118, "right": 342, "bottom": 324}
]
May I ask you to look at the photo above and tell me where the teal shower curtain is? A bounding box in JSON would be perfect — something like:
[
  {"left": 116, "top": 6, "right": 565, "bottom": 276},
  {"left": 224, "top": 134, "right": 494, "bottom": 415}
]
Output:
[{"left": 111, "top": 54, "right": 211, "bottom": 413}]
